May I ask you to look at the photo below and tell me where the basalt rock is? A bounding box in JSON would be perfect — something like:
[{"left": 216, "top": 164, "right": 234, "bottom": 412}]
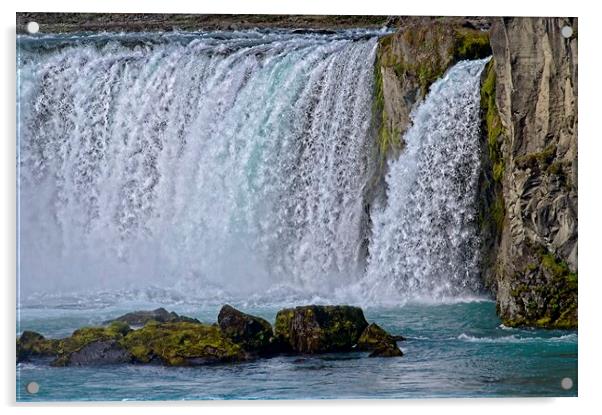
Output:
[
  {"left": 482, "top": 17, "right": 578, "bottom": 329},
  {"left": 357, "top": 323, "right": 403, "bottom": 357},
  {"left": 217, "top": 305, "right": 275, "bottom": 355},
  {"left": 274, "top": 305, "right": 369, "bottom": 353},
  {"left": 105, "top": 307, "right": 200, "bottom": 326},
  {"left": 57, "top": 340, "right": 133, "bottom": 366}
]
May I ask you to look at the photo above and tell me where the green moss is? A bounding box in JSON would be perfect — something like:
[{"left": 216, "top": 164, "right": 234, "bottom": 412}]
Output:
[
  {"left": 453, "top": 29, "right": 492, "bottom": 61},
  {"left": 515, "top": 145, "right": 557, "bottom": 170},
  {"left": 120, "top": 322, "right": 245, "bottom": 365},
  {"left": 503, "top": 249, "right": 577, "bottom": 329}
]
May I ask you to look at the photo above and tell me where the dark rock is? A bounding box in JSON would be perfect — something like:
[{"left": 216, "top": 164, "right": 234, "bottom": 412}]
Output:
[
  {"left": 274, "top": 305, "right": 368, "bottom": 353},
  {"left": 50, "top": 322, "right": 132, "bottom": 366},
  {"left": 217, "top": 305, "right": 274, "bottom": 355},
  {"left": 105, "top": 307, "right": 199, "bottom": 326},
  {"left": 17, "top": 331, "right": 59, "bottom": 362},
  {"left": 357, "top": 323, "right": 403, "bottom": 357},
  {"left": 120, "top": 321, "right": 247, "bottom": 366},
  {"left": 56, "top": 340, "right": 133, "bottom": 366},
  {"left": 369, "top": 345, "right": 403, "bottom": 357}
]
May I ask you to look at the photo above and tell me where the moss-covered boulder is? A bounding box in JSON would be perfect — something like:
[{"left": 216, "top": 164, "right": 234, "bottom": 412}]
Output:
[
  {"left": 274, "top": 305, "right": 368, "bottom": 353},
  {"left": 217, "top": 305, "right": 275, "bottom": 355},
  {"left": 51, "top": 321, "right": 132, "bottom": 366},
  {"left": 17, "top": 331, "right": 60, "bottom": 363},
  {"left": 105, "top": 307, "right": 199, "bottom": 326},
  {"left": 120, "top": 321, "right": 247, "bottom": 366},
  {"left": 357, "top": 323, "right": 403, "bottom": 357}
]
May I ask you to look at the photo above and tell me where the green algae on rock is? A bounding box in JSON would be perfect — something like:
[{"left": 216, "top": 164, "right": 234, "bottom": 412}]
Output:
[
  {"left": 357, "top": 323, "right": 403, "bottom": 357},
  {"left": 217, "top": 304, "right": 275, "bottom": 355},
  {"left": 105, "top": 307, "right": 200, "bottom": 326},
  {"left": 120, "top": 321, "right": 247, "bottom": 366},
  {"left": 274, "top": 305, "right": 369, "bottom": 353}
]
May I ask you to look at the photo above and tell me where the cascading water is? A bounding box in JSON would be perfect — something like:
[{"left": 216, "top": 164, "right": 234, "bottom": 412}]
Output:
[
  {"left": 17, "top": 31, "right": 380, "bottom": 301},
  {"left": 361, "top": 58, "right": 490, "bottom": 303},
  {"left": 17, "top": 29, "right": 488, "bottom": 305}
]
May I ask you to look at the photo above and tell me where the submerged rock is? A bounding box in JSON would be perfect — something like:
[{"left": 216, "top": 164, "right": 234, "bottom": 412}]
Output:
[
  {"left": 120, "top": 321, "right": 247, "bottom": 366},
  {"left": 274, "top": 305, "right": 368, "bottom": 353},
  {"left": 105, "top": 307, "right": 199, "bottom": 326},
  {"left": 217, "top": 305, "right": 275, "bottom": 355},
  {"left": 357, "top": 323, "right": 403, "bottom": 357}
]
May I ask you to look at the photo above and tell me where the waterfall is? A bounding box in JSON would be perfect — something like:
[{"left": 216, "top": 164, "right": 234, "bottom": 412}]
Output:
[
  {"left": 361, "top": 58, "right": 490, "bottom": 303},
  {"left": 17, "top": 31, "right": 379, "bottom": 299},
  {"left": 17, "top": 29, "right": 489, "bottom": 306}
]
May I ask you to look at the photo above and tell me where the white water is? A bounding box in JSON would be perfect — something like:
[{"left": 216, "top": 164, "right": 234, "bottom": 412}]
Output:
[
  {"left": 17, "top": 31, "right": 488, "bottom": 306},
  {"left": 18, "top": 31, "right": 379, "bottom": 300},
  {"left": 360, "top": 58, "right": 489, "bottom": 304}
]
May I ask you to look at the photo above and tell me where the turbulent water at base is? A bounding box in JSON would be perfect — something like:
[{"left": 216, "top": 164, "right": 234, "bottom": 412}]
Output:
[
  {"left": 363, "top": 59, "right": 489, "bottom": 303},
  {"left": 17, "top": 31, "right": 380, "bottom": 301}
]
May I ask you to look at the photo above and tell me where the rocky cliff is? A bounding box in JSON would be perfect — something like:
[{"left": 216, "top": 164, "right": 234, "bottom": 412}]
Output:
[
  {"left": 375, "top": 16, "right": 577, "bottom": 329},
  {"left": 485, "top": 17, "right": 578, "bottom": 328}
]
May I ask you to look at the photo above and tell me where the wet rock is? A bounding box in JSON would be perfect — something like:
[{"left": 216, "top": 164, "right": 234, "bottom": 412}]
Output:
[
  {"left": 17, "top": 331, "right": 59, "bottom": 363},
  {"left": 50, "top": 322, "right": 132, "bottom": 366},
  {"left": 120, "top": 321, "right": 247, "bottom": 366},
  {"left": 369, "top": 345, "right": 403, "bottom": 357},
  {"left": 105, "top": 307, "right": 199, "bottom": 326},
  {"left": 57, "top": 340, "right": 133, "bottom": 366},
  {"left": 217, "top": 305, "right": 275, "bottom": 355},
  {"left": 274, "top": 305, "right": 368, "bottom": 353},
  {"left": 357, "top": 323, "right": 403, "bottom": 357}
]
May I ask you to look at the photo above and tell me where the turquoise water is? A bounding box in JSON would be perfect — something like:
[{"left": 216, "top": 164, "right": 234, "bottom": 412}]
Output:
[{"left": 16, "top": 301, "right": 577, "bottom": 401}]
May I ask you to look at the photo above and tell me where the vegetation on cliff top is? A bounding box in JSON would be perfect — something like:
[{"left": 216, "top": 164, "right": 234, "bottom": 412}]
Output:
[{"left": 374, "top": 24, "right": 491, "bottom": 161}]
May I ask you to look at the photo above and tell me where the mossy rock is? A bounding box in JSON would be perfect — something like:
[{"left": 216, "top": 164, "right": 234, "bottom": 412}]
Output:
[
  {"left": 357, "top": 323, "right": 403, "bottom": 355},
  {"left": 120, "top": 321, "right": 247, "bottom": 366},
  {"left": 17, "top": 331, "right": 60, "bottom": 363},
  {"left": 51, "top": 322, "right": 132, "bottom": 366},
  {"left": 274, "top": 305, "right": 368, "bottom": 353},
  {"left": 217, "top": 305, "right": 275, "bottom": 355},
  {"left": 105, "top": 307, "right": 199, "bottom": 326},
  {"left": 502, "top": 248, "right": 577, "bottom": 330}
]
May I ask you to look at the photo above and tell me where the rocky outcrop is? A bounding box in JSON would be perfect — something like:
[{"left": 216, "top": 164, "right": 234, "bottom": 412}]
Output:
[
  {"left": 58, "top": 340, "right": 133, "bottom": 366},
  {"left": 274, "top": 305, "right": 369, "bottom": 353},
  {"left": 120, "top": 321, "right": 247, "bottom": 365},
  {"left": 105, "top": 307, "right": 199, "bottom": 326},
  {"left": 374, "top": 17, "right": 491, "bottom": 162},
  {"left": 357, "top": 323, "right": 403, "bottom": 357},
  {"left": 18, "top": 305, "right": 403, "bottom": 366},
  {"left": 482, "top": 17, "right": 578, "bottom": 328},
  {"left": 217, "top": 304, "right": 275, "bottom": 355}
]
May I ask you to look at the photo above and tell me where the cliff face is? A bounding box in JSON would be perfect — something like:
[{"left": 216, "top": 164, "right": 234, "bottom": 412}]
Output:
[
  {"left": 485, "top": 17, "right": 578, "bottom": 328},
  {"left": 375, "top": 17, "right": 577, "bottom": 329}
]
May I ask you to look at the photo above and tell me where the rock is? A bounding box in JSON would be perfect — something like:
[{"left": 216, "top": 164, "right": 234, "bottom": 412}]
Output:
[
  {"left": 357, "top": 323, "right": 403, "bottom": 357},
  {"left": 369, "top": 346, "right": 403, "bottom": 357},
  {"left": 217, "top": 305, "right": 275, "bottom": 355},
  {"left": 120, "top": 321, "right": 247, "bottom": 366},
  {"left": 374, "top": 17, "right": 492, "bottom": 161},
  {"left": 56, "top": 340, "right": 133, "bottom": 366},
  {"left": 17, "top": 331, "right": 59, "bottom": 362},
  {"left": 105, "top": 307, "right": 199, "bottom": 326},
  {"left": 482, "top": 17, "right": 578, "bottom": 329},
  {"left": 274, "top": 305, "right": 368, "bottom": 353},
  {"left": 50, "top": 322, "right": 132, "bottom": 366}
]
